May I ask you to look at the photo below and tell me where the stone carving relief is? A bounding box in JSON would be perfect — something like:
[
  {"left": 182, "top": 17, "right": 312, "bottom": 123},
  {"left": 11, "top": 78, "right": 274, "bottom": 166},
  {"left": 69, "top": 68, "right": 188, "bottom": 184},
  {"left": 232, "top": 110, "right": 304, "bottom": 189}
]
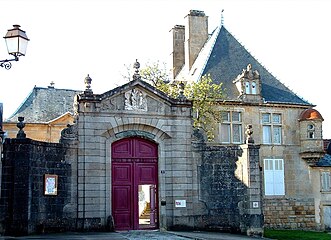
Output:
[
  {"left": 101, "top": 99, "right": 116, "bottom": 111},
  {"left": 125, "top": 89, "right": 147, "bottom": 111},
  {"left": 61, "top": 123, "right": 78, "bottom": 141}
]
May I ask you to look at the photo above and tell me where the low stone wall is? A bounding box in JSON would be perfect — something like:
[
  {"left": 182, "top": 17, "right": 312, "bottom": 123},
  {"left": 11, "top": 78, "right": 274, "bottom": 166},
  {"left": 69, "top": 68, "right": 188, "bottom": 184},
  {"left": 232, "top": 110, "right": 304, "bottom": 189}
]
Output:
[
  {"left": 263, "top": 198, "right": 316, "bottom": 229},
  {"left": 0, "top": 138, "right": 71, "bottom": 236}
]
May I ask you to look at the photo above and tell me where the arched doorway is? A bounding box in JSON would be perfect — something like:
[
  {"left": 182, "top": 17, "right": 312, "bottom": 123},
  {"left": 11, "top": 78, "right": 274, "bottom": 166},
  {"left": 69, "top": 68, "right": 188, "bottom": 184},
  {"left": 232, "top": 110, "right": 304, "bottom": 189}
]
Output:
[{"left": 111, "top": 137, "right": 158, "bottom": 230}]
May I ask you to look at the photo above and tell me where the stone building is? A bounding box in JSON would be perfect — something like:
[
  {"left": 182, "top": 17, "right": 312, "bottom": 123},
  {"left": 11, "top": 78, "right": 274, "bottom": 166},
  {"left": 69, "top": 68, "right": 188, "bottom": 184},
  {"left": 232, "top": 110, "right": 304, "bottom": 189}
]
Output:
[
  {"left": 172, "top": 10, "right": 327, "bottom": 230},
  {"left": 0, "top": 70, "right": 263, "bottom": 236},
  {"left": 0, "top": 9, "right": 330, "bottom": 236},
  {"left": 3, "top": 84, "right": 80, "bottom": 142}
]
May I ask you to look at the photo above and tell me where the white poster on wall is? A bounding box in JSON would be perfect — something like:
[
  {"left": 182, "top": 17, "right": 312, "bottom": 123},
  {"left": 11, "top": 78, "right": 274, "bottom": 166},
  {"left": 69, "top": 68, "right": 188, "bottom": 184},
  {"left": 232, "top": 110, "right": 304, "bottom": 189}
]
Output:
[{"left": 175, "top": 200, "right": 186, "bottom": 208}]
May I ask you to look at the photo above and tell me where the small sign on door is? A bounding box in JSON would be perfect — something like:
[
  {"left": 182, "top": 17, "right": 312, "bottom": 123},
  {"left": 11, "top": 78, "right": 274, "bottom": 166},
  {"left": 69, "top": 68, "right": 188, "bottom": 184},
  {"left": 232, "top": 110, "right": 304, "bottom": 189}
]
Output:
[{"left": 175, "top": 200, "right": 186, "bottom": 208}]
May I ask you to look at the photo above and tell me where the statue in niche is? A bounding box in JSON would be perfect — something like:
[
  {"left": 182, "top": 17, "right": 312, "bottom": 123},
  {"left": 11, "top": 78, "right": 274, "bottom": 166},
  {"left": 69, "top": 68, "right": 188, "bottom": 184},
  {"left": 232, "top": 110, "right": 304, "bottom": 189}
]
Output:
[{"left": 125, "top": 89, "right": 147, "bottom": 111}]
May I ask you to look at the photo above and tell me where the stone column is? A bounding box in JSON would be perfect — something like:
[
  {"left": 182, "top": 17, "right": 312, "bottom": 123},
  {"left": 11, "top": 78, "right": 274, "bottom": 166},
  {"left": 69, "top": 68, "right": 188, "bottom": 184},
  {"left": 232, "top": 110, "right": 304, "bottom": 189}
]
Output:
[{"left": 237, "top": 124, "right": 263, "bottom": 236}]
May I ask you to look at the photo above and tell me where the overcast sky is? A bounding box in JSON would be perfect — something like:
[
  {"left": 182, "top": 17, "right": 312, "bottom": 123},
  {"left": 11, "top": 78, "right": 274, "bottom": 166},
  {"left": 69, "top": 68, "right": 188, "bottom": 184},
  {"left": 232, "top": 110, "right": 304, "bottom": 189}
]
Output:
[{"left": 1, "top": 0, "right": 330, "bottom": 138}]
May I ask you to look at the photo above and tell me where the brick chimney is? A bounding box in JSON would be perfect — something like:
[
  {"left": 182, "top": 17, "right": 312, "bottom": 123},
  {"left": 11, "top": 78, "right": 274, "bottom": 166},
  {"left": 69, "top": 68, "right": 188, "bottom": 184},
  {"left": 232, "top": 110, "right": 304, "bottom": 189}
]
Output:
[
  {"left": 171, "top": 25, "right": 185, "bottom": 79},
  {"left": 185, "top": 10, "right": 208, "bottom": 71}
]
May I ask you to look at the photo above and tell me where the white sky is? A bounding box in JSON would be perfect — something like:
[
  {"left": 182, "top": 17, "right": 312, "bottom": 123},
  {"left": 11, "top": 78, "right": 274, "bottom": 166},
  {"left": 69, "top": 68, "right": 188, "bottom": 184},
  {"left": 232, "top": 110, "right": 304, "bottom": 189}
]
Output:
[{"left": 1, "top": 0, "right": 330, "bottom": 138}]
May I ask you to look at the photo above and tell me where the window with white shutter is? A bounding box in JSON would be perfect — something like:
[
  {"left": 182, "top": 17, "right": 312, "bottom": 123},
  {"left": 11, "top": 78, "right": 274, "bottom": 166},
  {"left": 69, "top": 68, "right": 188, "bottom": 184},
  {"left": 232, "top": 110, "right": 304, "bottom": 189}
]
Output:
[
  {"left": 264, "top": 159, "right": 285, "bottom": 196},
  {"left": 321, "top": 171, "right": 331, "bottom": 192}
]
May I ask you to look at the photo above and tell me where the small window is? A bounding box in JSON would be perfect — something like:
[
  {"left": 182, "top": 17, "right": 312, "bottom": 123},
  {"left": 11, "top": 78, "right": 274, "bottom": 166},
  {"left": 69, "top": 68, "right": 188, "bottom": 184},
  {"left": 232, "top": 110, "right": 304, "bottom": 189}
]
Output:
[
  {"left": 221, "top": 111, "right": 230, "bottom": 121},
  {"left": 232, "top": 112, "right": 241, "bottom": 122},
  {"left": 307, "top": 124, "right": 315, "bottom": 139},
  {"left": 262, "top": 113, "right": 271, "bottom": 123},
  {"left": 272, "top": 114, "right": 281, "bottom": 124}
]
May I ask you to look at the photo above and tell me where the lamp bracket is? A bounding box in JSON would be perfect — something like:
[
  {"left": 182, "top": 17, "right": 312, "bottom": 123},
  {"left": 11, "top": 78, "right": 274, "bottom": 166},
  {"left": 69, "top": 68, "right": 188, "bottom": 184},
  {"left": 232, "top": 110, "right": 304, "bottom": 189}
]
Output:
[{"left": 0, "top": 56, "right": 19, "bottom": 70}]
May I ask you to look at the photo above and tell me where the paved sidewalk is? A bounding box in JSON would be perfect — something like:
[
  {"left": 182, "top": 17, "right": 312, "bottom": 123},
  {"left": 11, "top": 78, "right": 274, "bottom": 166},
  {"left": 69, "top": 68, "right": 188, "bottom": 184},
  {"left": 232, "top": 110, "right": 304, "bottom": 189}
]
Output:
[{"left": 0, "top": 230, "right": 264, "bottom": 240}]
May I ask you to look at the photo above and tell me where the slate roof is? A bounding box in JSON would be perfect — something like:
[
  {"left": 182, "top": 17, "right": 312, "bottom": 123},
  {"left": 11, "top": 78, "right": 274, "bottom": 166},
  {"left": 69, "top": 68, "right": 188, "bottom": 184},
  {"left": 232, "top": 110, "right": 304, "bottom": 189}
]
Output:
[
  {"left": 178, "top": 25, "right": 312, "bottom": 106},
  {"left": 6, "top": 86, "right": 81, "bottom": 123}
]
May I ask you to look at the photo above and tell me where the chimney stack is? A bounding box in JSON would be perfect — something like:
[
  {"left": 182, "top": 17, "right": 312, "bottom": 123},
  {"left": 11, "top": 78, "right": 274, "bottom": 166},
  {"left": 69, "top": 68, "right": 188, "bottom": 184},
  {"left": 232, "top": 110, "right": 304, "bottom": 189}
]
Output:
[
  {"left": 185, "top": 10, "right": 208, "bottom": 71},
  {"left": 171, "top": 25, "right": 185, "bottom": 79}
]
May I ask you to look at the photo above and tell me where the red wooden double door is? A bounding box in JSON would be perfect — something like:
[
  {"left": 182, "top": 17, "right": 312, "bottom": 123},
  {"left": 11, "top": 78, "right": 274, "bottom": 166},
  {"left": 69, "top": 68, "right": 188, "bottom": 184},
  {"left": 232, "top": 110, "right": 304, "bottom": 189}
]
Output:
[{"left": 111, "top": 137, "right": 158, "bottom": 230}]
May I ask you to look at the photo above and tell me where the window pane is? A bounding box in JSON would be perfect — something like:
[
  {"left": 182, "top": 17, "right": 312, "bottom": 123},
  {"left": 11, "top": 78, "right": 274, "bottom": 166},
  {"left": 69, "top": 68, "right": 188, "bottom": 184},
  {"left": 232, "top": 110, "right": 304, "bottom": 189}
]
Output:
[
  {"left": 233, "top": 124, "right": 242, "bottom": 143},
  {"left": 263, "top": 126, "right": 271, "bottom": 143},
  {"left": 232, "top": 112, "right": 241, "bottom": 122},
  {"left": 252, "top": 82, "right": 257, "bottom": 94},
  {"left": 245, "top": 82, "right": 250, "bottom": 94},
  {"left": 274, "top": 159, "right": 283, "bottom": 170},
  {"left": 273, "top": 126, "right": 282, "bottom": 144},
  {"left": 221, "top": 124, "right": 230, "bottom": 143},
  {"left": 221, "top": 111, "right": 230, "bottom": 121},
  {"left": 307, "top": 124, "right": 314, "bottom": 130},
  {"left": 273, "top": 114, "right": 281, "bottom": 124},
  {"left": 262, "top": 113, "right": 270, "bottom": 123},
  {"left": 265, "top": 159, "right": 273, "bottom": 170}
]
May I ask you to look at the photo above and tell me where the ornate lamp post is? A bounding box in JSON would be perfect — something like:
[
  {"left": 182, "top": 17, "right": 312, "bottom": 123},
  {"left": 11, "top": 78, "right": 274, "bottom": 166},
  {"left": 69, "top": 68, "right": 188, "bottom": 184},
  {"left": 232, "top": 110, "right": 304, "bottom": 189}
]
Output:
[{"left": 0, "top": 25, "right": 29, "bottom": 70}]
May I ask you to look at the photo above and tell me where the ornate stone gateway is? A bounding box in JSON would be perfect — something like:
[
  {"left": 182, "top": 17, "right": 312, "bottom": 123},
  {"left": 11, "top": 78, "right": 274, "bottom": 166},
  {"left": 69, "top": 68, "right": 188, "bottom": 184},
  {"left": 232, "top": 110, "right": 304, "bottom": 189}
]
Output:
[{"left": 111, "top": 137, "right": 158, "bottom": 230}]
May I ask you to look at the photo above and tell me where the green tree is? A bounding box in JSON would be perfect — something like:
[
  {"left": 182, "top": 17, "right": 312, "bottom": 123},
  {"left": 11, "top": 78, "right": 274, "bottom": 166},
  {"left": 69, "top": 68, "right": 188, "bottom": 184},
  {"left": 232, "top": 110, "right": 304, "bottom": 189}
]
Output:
[
  {"left": 140, "top": 63, "right": 224, "bottom": 141},
  {"left": 184, "top": 74, "right": 224, "bottom": 141}
]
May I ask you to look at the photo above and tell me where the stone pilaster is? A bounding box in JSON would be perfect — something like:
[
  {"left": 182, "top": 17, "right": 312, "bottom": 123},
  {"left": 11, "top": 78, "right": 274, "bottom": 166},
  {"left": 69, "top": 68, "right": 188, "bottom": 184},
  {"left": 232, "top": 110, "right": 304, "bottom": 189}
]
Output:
[{"left": 238, "top": 143, "right": 263, "bottom": 237}]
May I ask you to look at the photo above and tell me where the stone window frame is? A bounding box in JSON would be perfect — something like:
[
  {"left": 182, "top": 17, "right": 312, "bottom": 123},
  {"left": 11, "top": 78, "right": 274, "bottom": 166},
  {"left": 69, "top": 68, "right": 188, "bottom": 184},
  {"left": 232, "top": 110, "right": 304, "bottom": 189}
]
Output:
[
  {"left": 219, "top": 110, "right": 243, "bottom": 144},
  {"left": 261, "top": 112, "right": 282, "bottom": 145}
]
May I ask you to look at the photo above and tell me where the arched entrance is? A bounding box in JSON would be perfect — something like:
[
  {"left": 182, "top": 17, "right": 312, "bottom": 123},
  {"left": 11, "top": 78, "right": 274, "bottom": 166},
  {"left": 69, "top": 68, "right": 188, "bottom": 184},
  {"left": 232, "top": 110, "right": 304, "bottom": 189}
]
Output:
[{"left": 111, "top": 137, "right": 158, "bottom": 230}]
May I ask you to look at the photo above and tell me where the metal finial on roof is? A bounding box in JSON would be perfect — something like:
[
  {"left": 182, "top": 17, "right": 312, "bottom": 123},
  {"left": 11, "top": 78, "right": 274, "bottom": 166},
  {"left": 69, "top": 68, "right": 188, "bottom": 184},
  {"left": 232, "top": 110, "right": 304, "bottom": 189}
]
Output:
[
  {"left": 221, "top": 9, "right": 224, "bottom": 26},
  {"left": 133, "top": 59, "right": 141, "bottom": 80},
  {"left": 48, "top": 81, "right": 55, "bottom": 88}
]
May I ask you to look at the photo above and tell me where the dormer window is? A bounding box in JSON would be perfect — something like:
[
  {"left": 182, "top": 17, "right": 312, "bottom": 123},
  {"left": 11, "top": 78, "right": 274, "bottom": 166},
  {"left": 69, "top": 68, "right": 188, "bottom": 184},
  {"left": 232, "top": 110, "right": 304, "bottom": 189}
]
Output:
[
  {"left": 307, "top": 124, "right": 315, "bottom": 139},
  {"left": 233, "top": 64, "right": 262, "bottom": 102}
]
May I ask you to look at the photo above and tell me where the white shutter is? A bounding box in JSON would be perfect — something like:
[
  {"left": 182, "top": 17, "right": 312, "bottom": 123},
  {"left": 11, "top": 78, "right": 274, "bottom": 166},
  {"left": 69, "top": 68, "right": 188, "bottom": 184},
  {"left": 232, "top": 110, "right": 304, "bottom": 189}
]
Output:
[
  {"left": 264, "top": 159, "right": 274, "bottom": 195},
  {"left": 321, "top": 172, "right": 331, "bottom": 191},
  {"left": 264, "top": 159, "right": 285, "bottom": 195},
  {"left": 273, "top": 159, "right": 285, "bottom": 195}
]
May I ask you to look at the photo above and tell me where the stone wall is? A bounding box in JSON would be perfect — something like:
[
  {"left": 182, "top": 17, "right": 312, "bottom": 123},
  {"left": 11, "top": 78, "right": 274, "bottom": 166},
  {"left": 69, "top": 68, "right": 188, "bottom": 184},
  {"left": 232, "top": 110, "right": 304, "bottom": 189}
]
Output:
[
  {"left": 194, "top": 144, "right": 246, "bottom": 232},
  {"left": 263, "top": 198, "right": 316, "bottom": 229},
  {"left": 0, "top": 138, "right": 71, "bottom": 236},
  {"left": 190, "top": 132, "right": 263, "bottom": 235}
]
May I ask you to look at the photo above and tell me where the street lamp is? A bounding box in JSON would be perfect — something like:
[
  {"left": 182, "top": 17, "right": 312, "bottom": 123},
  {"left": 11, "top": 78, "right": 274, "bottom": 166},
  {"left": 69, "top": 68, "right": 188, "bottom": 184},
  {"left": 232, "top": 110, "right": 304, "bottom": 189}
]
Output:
[{"left": 0, "top": 25, "right": 29, "bottom": 70}]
